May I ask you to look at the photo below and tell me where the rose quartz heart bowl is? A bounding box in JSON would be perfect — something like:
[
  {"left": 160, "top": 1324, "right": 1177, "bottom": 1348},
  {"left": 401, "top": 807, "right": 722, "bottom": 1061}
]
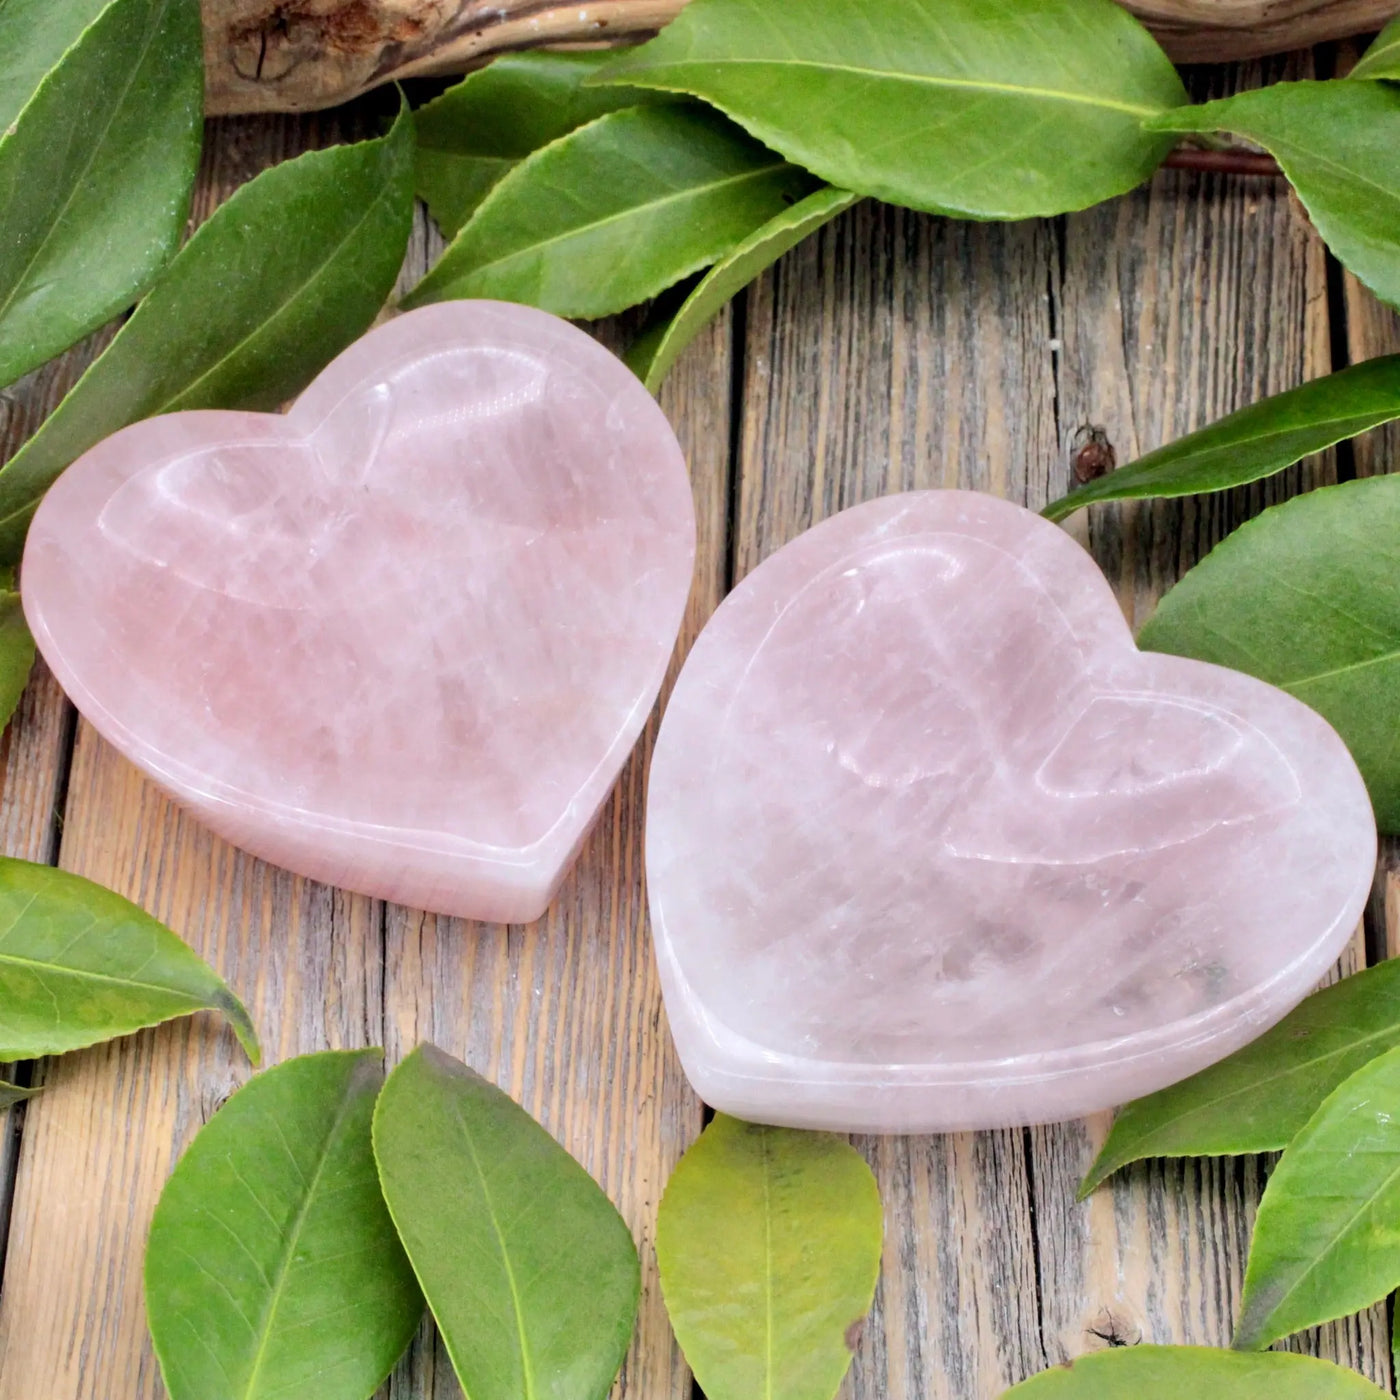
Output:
[
  {"left": 646, "top": 491, "right": 1376, "bottom": 1133},
  {"left": 22, "top": 302, "right": 696, "bottom": 922}
]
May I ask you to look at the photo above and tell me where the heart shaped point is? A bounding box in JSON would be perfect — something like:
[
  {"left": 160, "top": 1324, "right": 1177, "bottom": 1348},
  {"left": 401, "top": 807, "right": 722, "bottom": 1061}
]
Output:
[
  {"left": 646, "top": 491, "right": 1376, "bottom": 1133},
  {"left": 22, "top": 302, "right": 697, "bottom": 923}
]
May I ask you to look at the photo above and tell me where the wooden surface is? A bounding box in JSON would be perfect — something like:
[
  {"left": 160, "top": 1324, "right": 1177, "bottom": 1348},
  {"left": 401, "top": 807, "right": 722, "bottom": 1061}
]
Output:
[
  {"left": 1, "top": 46, "right": 1398, "bottom": 1400},
  {"left": 200, "top": 0, "right": 1398, "bottom": 112}
]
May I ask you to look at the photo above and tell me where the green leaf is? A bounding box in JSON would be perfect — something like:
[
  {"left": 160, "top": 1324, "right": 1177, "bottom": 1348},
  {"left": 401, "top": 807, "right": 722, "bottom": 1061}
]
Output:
[
  {"left": 0, "top": 0, "right": 112, "bottom": 132},
  {"left": 656, "top": 1114, "right": 882, "bottom": 1400},
  {"left": 1043, "top": 355, "right": 1400, "bottom": 521},
  {"left": 415, "top": 52, "right": 655, "bottom": 237},
  {"left": 0, "top": 0, "right": 203, "bottom": 388},
  {"left": 405, "top": 103, "right": 815, "bottom": 319},
  {"left": 372, "top": 1044, "right": 640, "bottom": 1400},
  {"left": 1081, "top": 958, "right": 1400, "bottom": 1195},
  {"left": 0, "top": 579, "right": 35, "bottom": 731},
  {"left": 1138, "top": 474, "right": 1400, "bottom": 831},
  {"left": 1147, "top": 81, "right": 1400, "bottom": 310},
  {"left": 0, "top": 855, "right": 258, "bottom": 1063},
  {"left": 0, "top": 1081, "right": 37, "bottom": 1111},
  {"left": 1394, "top": 1303, "right": 1399, "bottom": 1389},
  {"left": 1235, "top": 1043, "right": 1400, "bottom": 1349},
  {"left": 147, "top": 1050, "right": 423, "bottom": 1400},
  {"left": 999, "top": 1346, "right": 1389, "bottom": 1398},
  {"left": 0, "top": 100, "right": 416, "bottom": 563},
  {"left": 630, "top": 186, "right": 860, "bottom": 392},
  {"left": 1351, "top": 16, "right": 1400, "bottom": 80},
  {"left": 594, "top": 0, "right": 1188, "bottom": 220}
]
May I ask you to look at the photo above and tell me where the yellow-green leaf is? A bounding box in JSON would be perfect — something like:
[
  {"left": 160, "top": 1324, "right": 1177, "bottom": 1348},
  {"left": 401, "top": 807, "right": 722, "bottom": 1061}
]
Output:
[{"left": 657, "top": 1114, "right": 883, "bottom": 1400}]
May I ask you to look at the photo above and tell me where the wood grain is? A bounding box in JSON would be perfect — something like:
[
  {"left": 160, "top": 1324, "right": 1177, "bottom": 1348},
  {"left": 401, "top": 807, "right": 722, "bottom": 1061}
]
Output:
[
  {"left": 1031, "top": 53, "right": 1391, "bottom": 1387},
  {"left": 734, "top": 199, "right": 1058, "bottom": 1399},
  {"left": 201, "top": 0, "right": 1398, "bottom": 113}
]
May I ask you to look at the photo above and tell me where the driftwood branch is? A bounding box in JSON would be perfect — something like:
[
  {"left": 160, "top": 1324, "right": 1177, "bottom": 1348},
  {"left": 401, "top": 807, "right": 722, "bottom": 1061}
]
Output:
[{"left": 202, "top": 0, "right": 1398, "bottom": 115}]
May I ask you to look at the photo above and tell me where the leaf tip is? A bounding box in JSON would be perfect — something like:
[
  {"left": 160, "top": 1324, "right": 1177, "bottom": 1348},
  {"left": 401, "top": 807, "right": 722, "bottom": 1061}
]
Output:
[
  {"left": 1230, "top": 1309, "right": 1271, "bottom": 1354},
  {"left": 219, "top": 991, "right": 262, "bottom": 1066}
]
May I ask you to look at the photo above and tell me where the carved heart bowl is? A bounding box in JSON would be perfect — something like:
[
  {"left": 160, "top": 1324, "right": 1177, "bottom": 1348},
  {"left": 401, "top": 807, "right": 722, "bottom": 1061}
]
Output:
[
  {"left": 23, "top": 302, "right": 697, "bottom": 923},
  {"left": 646, "top": 491, "right": 1376, "bottom": 1133}
]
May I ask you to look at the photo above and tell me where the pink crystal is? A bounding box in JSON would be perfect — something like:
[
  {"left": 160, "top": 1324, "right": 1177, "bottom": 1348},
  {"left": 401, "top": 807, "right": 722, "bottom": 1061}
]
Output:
[
  {"left": 646, "top": 491, "right": 1376, "bottom": 1133},
  {"left": 23, "top": 302, "right": 696, "bottom": 922}
]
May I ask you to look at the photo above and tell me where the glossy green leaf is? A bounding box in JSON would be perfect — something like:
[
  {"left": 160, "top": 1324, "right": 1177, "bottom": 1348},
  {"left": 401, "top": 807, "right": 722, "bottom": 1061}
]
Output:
[
  {"left": 372, "top": 1044, "right": 640, "bottom": 1400},
  {"left": 1000, "top": 1346, "right": 1389, "bottom": 1398},
  {"left": 0, "top": 855, "right": 258, "bottom": 1062},
  {"left": 1138, "top": 474, "right": 1400, "bottom": 831},
  {"left": 1044, "top": 355, "right": 1400, "bottom": 521},
  {"left": 596, "top": 0, "right": 1188, "bottom": 220},
  {"left": 0, "top": 1081, "right": 37, "bottom": 1111},
  {"left": 0, "top": 578, "right": 35, "bottom": 731},
  {"left": 1236, "top": 1043, "right": 1400, "bottom": 1349},
  {"left": 0, "top": 0, "right": 203, "bottom": 388},
  {"left": 0, "top": 100, "right": 416, "bottom": 563},
  {"left": 1081, "top": 959, "right": 1400, "bottom": 1195},
  {"left": 147, "top": 1050, "right": 422, "bottom": 1400},
  {"left": 657, "top": 1114, "right": 882, "bottom": 1400},
  {"left": 405, "top": 103, "right": 815, "bottom": 319},
  {"left": 630, "top": 186, "right": 860, "bottom": 392},
  {"left": 415, "top": 52, "right": 654, "bottom": 237},
  {"left": 0, "top": 0, "right": 112, "bottom": 132},
  {"left": 1148, "top": 81, "right": 1400, "bottom": 310},
  {"left": 1351, "top": 16, "right": 1400, "bottom": 80}
]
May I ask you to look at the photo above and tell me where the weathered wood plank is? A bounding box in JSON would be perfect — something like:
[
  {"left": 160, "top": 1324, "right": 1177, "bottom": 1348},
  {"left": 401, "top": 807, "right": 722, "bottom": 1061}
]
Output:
[
  {"left": 0, "top": 109, "right": 389, "bottom": 1400},
  {"left": 381, "top": 218, "right": 727, "bottom": 1400},
  {"left": 1031, "top": 54, "right": 1390, "bottom": 1387},
  {"left": 0, "top": 323, "right": 121, "bottom": 1287},
  {"left": 735, "top": 199, "right": 1058, "bottom": 1399}
]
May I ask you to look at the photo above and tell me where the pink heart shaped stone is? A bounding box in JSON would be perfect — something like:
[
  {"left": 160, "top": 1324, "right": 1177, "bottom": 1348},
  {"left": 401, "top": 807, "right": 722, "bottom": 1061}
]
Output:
[
  {"left": 646, "top": 491, "right": 1376, "bottom": 1132},
  {"left": 23, "top": 303, "right": 696, "bottom": 922}
]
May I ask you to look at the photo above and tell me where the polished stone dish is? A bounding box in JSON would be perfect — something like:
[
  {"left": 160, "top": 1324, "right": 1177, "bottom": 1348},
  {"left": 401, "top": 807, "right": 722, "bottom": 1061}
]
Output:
[
  {"left": 23, "top": 302, "right": 696, "bottom": 922},
  {"left": 647, "top": 490, "right": 1376, "bottom": 1133}
]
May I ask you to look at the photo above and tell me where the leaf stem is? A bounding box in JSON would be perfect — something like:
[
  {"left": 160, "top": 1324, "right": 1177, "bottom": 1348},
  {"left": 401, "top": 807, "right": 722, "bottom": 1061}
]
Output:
[{"left": 1165, "top": 146, "right": 1282, "bottom": 177}]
